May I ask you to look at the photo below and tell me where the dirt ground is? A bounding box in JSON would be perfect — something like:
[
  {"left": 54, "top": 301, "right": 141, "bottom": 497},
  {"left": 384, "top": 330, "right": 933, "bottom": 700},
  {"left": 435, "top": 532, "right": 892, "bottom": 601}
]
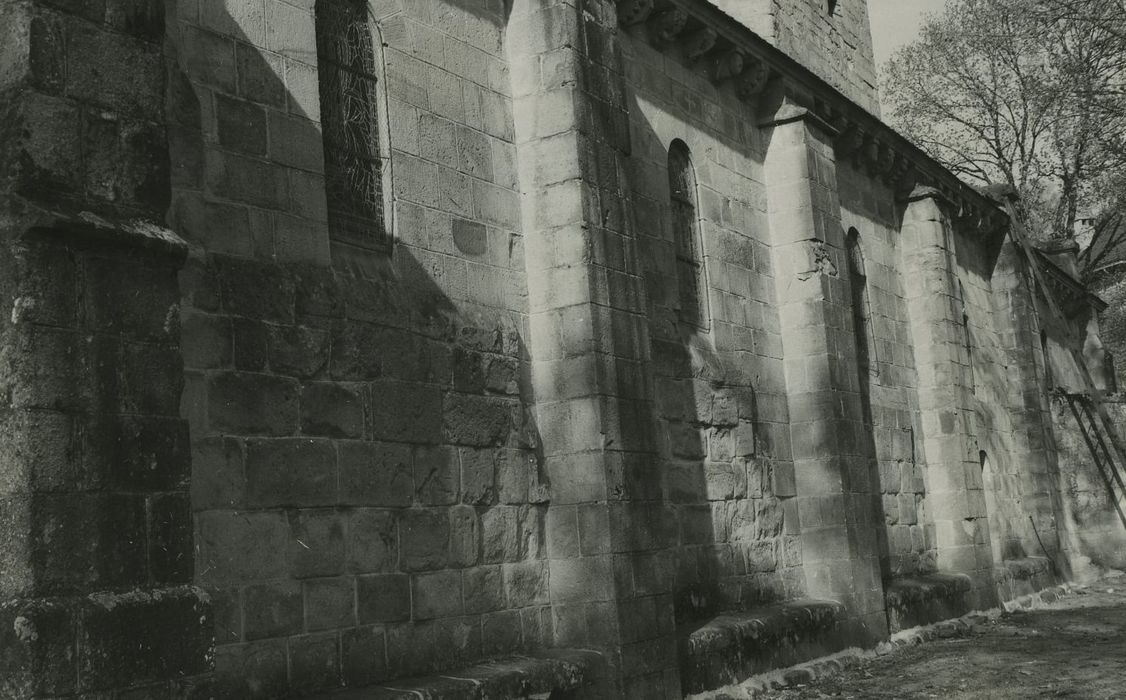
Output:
[{"left": 769, "top": 573, "right": 1126, "bottom": 699}]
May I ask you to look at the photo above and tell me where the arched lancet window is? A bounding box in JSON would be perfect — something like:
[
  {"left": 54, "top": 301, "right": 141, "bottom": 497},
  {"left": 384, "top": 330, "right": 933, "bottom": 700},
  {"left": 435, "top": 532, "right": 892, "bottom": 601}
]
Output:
[
  {"left": 846, "top": 228, "right": 876, "bottom": 374},
  {"left": 668, "top": 140, "right": 709, "bottom": 329},
  {"left": 958, "top": 280, "right": 976, "bottom": 392},
  {"left": 316, "top": 0, "right": 390, "bottom": 251}
]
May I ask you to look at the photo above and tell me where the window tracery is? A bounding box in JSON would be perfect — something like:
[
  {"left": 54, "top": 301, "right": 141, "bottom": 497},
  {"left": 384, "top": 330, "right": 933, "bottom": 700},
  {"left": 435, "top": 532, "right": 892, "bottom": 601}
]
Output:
[{"left": 315, "top": 0, "right": 389, "bottom": 251}]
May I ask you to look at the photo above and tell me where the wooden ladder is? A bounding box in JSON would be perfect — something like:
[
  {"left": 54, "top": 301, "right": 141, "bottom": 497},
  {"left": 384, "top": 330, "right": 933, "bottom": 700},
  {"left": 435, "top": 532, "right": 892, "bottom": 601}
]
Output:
[{"left": 1001, "top": 196, "right": 1126, "bottom": 531}]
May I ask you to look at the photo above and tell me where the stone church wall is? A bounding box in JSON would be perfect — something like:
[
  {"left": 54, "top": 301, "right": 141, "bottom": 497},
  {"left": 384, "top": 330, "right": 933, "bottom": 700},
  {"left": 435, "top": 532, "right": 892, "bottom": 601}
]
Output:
[
  {"left": 622, "top": 32, "right": 802, "bottom": 624},
  {"left": 1, "top": 0, "right": 1118, "bottom": 697},
  {"left": 836, "top": 161, "right": 932, "bottom": 580},
  {"left": 166, "top": 0, "right": 552, "bottom": 695},
  {"left": 711, "top": 0, "right": 880, "bottom": 115}
]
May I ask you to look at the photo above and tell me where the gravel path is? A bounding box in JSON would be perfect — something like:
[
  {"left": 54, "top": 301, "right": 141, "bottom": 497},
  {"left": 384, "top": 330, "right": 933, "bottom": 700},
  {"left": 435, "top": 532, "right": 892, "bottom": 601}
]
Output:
[{"left": 767, "top": 574, "right": 1126, "bottom": 699}]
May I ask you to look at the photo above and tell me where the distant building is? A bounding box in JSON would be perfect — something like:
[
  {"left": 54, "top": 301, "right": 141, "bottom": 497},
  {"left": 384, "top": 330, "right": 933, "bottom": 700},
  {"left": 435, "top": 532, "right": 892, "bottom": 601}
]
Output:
[{"left": 0, "top": 0, "right": 1121, "bottom": 697}]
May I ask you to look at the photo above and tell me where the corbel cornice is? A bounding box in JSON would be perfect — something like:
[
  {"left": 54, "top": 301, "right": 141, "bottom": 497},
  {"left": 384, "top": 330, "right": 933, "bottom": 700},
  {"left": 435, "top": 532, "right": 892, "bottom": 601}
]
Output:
[{"left": 613, "top": 0, "right": 1008, "bottom": 238}]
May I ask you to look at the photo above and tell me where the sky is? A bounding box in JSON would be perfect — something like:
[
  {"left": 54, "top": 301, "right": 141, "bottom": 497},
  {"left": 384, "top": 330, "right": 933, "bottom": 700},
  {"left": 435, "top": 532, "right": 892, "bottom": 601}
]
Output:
[{"left": 868, "top": 0, "right": 946, "bottom": 68}]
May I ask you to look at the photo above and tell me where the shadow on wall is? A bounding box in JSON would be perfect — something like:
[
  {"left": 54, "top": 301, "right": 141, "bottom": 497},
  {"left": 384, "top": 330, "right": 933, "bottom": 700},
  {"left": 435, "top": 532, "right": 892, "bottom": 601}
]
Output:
[
  {"left": 625, "top": 84, "right": 799, "bottom": 629},
  {"left": 165, "top": 0, "right": 558, "bottom": 696}
]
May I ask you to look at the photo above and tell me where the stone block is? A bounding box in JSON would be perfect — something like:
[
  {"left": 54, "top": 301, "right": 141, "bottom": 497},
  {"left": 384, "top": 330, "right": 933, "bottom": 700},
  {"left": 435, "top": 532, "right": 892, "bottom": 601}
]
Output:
[
  {"left": 341, "top": 626, "right": 389, "bottom": 687},
  {"left": 13, "top": 92, "right": 82, "bottom": 198},
  {"left": 411, "top": 570, "right": 463, "bottom": 620},
  {"left": 244, "top": 581, "right": 302, "bottom": 640},
  {"left": 288, "top": 509, "right": 345, "bottom": 578},
  {"left": 347, "top": 509, "right": 398, "bottom": 574},
  {"left": 216, "top": 256, "right": 295, "bottom": 322},
  {"left": 31, "top": 493, "right": 148, "bottom": 592},
  {"left": 370, "top": 381, "right": 442, "bottom": 444},
  {"left": 200, "top": 0, "right": 266, "bottom": 44},
  {"left": 269, "top": 110, "right": 323, "bottom": 172},
  {"left": 289, "top": 632, "right": 340, "bottom": 695},
  {"left": 67, "top": 21, "right": 162, "bottom": 119},
  {"left": 414, "top": 445, "right": 459, "bottom": 506},
  {"left": 329, "top": 322, "right": 384, "bottom": 380},
  {"left": 498, "top": 449, "right": 536, "bottom": 504},
  {"left": 117, "top": 342, "right": 183, "bottom": 416},
  {"left": 191, "top": 437, "right": 244, "bottom": 510},
  {"left": 213, "top": 639, "right": 288, "bottom": 700},
  {"left": 400, "top": 508, "right": 450, "bottom": 571},
  {"left": 27, "top": 14, "right": 66, "bottom": 94},
  {"left": 463, "top": 565, "right": 504, "bottom": 614},
  {"left": 577, "top": 504, "right": 610, "bottom": 556},
  {"left": 206, "top": 149, "right": 288, "bottom": 210},
  {"left": 357, "top": 574, "right": 411, "bottom": 623},
  {"left": 267, "top": 324, "right": 329, "bottom": 378},
  {"left": 483, "top": 505, "right": 543, "bottom": 564},
  {"left": 271, "top": 49, "right": 315, "bottom": 117},
  {"left": 264, "top": 0, "right": 315, "bottom": 63},
  {"left": 452, "top": 347, "right": 485, "bottom": 393},
  {"left": 148, "top": 494, "right": 193, "bottom": 584},
  {"left": 208, "top": 372, "right": 299, "bottom": 436},
  {"left": 504, "top": 560, "right": 549, "bottom": 608},
  {"left": 300, "top": 382, "right": 364, "bottom": 438},
  {"left": 95, "top": 415, "right": 191, "bottom": 492},
  {"left": 443, "top": 393, "right": 512, "bottom": 446},
  {"left": 482, "top": 610, "right": 522, "bottom": 657},
  {"left": 303, "top": 577, "right": 354, "bottom": 631},
  {"left": 0, "top": 598, "right": 77, "bottom": 697},
  {"left": 459, "top": 447, "right": 497, "bottom": 505},
  {"left": 84, "top": 257, "right": 179, "bottom": 341},
  {"left": 216, "top": 93, "right": 267, "bottom": 155},
  {"left": 245, "top": 438, "right": 336, "bottom": 507},
  {"left": 236, "top": 42, "right": 285, "bottom": 107},
  {"left": 197, "top": 510, "right": 288, "bottom": 583},
  {"left": 449, "top": 504, "right": 480, "bottom": 568},
  {"left": 77, "top": 588, "right": 211, "bottom": 692},
  {"left": 210, "top": 587, "right": 241, "bottom": 644},
  {"left": 451, "top": 218, "right": 488, "bottom": 257},
  {"left": 181, "top": 311, "right": 232, "bottom": 369},
  {"left": 339, "top": 441, "right": 413, "bottom": 507}
]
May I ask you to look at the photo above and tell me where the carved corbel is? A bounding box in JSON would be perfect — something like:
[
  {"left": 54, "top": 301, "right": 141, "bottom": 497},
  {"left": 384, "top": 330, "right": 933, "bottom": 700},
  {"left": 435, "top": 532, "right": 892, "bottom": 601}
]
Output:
[
  {"left": 711, "top": 49, "right": 744, "bottom": 83},
  {"left": 649, "top": 7, "right": 688, "bottom": 43},
  {"left": 617, "top": 0, "right": 654, "bottom": 26},
  {"left": 734, "top": 55, "right": 772, "bottom": 102},
  {"left": 889, "top": 154, "right": 916, "bottom": 193},
  {"left": 862, "top": 136, "right": 881, "bottom": 173},
  {"left": 875, "top": 143, "right": 897, "bottom": 179},
  {"left": 894, "top": 166, "right": 918, "bottom": 198},
  {"left": 835, "top": 123, "right": 865, "bottom": 160},
  {"left": 682, "top": 27, "right": 717, "bottom": 60}
]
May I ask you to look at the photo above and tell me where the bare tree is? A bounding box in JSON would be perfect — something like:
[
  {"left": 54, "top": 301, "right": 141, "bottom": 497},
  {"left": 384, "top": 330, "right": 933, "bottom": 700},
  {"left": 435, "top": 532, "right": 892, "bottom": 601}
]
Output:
[{"left": 882, "top": 0, "right": 1126, "bottom": 240}]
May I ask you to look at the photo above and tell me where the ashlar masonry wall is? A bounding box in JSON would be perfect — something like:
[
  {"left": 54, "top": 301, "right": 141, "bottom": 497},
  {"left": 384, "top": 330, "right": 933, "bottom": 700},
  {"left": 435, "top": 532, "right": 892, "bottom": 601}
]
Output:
[
  {"left": 622, "top": 30, "right": 802, "bottom": 624},
  {"left": 168, "top": 0, "right": 554, "bottom": 695},
  {"left": 710, "top": 0, "right": 880, "bottom": 115},
  {"left": 836, "top": 161, "right": 932, "bottom": 580}
]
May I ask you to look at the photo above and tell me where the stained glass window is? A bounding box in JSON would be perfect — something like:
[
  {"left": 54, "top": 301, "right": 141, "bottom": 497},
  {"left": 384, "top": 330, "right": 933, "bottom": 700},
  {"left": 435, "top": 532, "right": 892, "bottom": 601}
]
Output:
[
  {"left": 315, "top": 0, "right": 389, "bottom": 251},
  {"left": 668, "top": 140, "right": 709, "bottom": 329}
]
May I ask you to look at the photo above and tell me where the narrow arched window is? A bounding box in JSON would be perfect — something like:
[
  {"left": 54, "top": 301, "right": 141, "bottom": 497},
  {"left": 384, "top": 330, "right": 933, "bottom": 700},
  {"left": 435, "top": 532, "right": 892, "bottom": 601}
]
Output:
[
  {"left": 316, "top": 0, "right": 390, "bottom": 251},
  {"left": 846, "top": 229, "right": 876, "bottom": 374},
  {"left": 958, "top": 281, "right": 976, "bottom": 392},
  {"left": 668, "top": 140, "right": 708, "bottom": 329}
]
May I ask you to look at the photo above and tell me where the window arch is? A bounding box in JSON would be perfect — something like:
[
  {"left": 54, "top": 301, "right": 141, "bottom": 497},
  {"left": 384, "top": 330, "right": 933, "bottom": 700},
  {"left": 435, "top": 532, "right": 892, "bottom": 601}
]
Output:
[
  {"left": 958, "top": 280, "right": 976, "bottom": 392},
  {"left": 846, "top": 228, "right": 876, "bottom": 374},
  {"left": 315, "top": 0, "right": 391, "bottom": 251},
  {"left": 668, "top": 140, "right": 709, "bottom": 329}
]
